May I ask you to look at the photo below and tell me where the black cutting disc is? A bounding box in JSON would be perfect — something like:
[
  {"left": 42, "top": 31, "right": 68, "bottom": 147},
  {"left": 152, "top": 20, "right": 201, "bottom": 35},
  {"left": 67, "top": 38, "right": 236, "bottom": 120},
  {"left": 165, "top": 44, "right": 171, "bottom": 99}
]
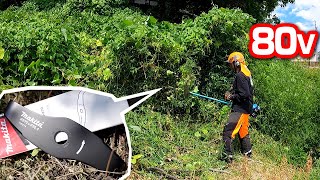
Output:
[{"left": 4, "top": 101, "right": 126, "bottom": 172}]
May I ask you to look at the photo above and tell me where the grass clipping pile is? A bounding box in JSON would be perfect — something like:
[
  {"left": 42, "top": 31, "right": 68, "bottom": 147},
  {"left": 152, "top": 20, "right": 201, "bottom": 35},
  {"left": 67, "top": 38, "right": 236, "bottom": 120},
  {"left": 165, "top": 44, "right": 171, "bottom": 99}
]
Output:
[{"left": 0, "top": 90, "right": 129, "bottom": 180}]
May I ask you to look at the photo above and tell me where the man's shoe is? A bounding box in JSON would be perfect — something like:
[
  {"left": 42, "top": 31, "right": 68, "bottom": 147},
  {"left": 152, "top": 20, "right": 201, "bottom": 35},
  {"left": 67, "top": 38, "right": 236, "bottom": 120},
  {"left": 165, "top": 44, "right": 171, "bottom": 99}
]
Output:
[
  {"left": 219, "top": 153, "right": 233, "bottom": 163},
  {"left": 243, "top": 149, "right": 252, "bottom": 158},
  {"left": 226, "top": 155, "right": 233, "bottom": 163}
]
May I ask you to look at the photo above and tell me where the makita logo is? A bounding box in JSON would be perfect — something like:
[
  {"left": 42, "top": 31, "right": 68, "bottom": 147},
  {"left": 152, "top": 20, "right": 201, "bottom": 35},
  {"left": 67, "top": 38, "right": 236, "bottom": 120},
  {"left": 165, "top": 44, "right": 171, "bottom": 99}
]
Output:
[
  {"left": 1, "top": 119, "right": 13, "bottom": 155},
  {"left": 21, "top": 111, "right": 44, "bottom": 128}
]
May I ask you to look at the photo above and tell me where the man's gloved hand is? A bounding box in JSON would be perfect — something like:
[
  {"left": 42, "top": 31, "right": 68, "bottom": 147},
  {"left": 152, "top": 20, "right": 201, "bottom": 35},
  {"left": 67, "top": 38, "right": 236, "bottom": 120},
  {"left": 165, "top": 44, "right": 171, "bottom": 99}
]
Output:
[
  {"left": 224, "top": 91, "right": 232, "bottom": 100},
  {"left": 229, "top": 85, "right": 233, "bottom": 91}
]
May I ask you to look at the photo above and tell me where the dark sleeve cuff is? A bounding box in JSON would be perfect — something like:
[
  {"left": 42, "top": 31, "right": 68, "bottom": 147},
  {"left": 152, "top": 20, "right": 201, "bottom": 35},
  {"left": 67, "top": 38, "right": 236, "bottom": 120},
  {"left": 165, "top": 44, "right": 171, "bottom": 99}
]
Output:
[{"left": 229, "top": 94, "right": 235, "bottom": 100}]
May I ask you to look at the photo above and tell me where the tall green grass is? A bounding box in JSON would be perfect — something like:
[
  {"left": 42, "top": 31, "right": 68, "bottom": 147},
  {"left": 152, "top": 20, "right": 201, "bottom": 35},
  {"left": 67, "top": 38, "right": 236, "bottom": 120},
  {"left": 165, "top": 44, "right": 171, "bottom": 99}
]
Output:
[{"left": 252, "top": 60, "right": 320, "bottom": 166}]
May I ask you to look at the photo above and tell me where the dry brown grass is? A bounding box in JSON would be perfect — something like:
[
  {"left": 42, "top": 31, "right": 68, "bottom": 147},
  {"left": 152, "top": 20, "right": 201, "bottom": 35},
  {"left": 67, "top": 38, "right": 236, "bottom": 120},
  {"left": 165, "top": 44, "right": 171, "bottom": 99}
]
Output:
[
  {"left": 219, "top": 156, "right": 310, "bottom": 180},
  {"left": 125, "top": 155, "right": 313, "bottom": 180},
  {"left": 127, "top": 171, "right": 153, "bottom": 180}
]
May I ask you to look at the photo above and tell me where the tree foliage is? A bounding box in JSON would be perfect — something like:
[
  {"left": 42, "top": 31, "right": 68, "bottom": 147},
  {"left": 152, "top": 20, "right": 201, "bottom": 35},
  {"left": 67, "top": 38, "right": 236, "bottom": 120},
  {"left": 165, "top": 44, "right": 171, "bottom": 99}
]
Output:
[
  {"left": 134, "top": 0, "right": 293, "bottom": 23},
  {"left": 2, "top": 0, "right": 293, "bottom": 23}
]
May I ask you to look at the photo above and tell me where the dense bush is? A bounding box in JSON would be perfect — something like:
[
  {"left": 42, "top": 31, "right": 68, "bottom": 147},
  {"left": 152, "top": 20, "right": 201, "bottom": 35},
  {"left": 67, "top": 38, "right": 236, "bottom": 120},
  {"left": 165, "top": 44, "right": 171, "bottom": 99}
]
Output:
[
  {"left": 0, "top": 1, "right": 254, "bottom": 118},
  {"left": 251, "top": 60, "right": 320, "bottom": 165},
  {"left": 98, "top": 7, "right": 254, "bottom": 116}
]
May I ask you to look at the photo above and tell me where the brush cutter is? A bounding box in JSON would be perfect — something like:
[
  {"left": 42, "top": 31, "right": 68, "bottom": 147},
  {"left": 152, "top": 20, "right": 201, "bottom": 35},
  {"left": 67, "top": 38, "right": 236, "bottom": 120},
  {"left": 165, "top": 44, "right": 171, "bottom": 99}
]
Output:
[{"left": 190, "top": 92, "right": 260, "bottom": 118}]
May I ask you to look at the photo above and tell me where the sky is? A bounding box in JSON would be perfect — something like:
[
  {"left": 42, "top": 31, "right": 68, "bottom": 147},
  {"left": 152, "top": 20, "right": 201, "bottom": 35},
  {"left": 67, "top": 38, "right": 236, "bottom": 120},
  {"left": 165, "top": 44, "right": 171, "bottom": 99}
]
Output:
[{"left": 272, "top": 0, "right": 320, "bottom": 52}]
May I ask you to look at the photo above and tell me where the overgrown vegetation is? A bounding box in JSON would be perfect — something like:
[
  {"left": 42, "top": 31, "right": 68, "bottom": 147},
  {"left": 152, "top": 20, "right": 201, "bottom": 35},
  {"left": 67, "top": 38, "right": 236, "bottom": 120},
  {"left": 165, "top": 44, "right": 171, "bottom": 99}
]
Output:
[
  {"left": 252, "top": 61, "right": 320, "bottom": 165},
  {"left": 126, "top": 106, "right": 319, "bottom": 179},
  {"left": 0, "top": 0, "right": 319, "bottom": 179},
  {"left": 0, "top": 0, "right": 254, "bottom": 116}
]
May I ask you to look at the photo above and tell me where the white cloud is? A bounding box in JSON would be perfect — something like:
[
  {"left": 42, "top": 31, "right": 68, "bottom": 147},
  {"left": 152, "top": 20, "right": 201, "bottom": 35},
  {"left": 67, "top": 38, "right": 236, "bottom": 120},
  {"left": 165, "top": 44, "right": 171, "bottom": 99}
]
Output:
[
  {"left": 291, "top": 0, "right": 320, "bottom": 52},
  {"left": 272, "top": 1, "right": 320, "bottom": 52},
  {"left": 283, "top": 5, "right": 291, "bottom": 11},
  {"left": 292, "top": 0, "right": 320, "bottom": 26},
  {"left": 294, "top": 0, "right": 320, "bottom": 7},
  {"left": 295, "top": 22, "right": 314, "bottom": 31},
  {"left": 296, "top": 10, "right": 313, "bottom": 20},
  {"left": 273, "top": 5, "right": 294, "bottom": 17},
  {"left": 273, "top": 1, "right": 319, "bottom": 31},
  {"left": 276, "top": 12, "right": 286, "bottom": 18}
]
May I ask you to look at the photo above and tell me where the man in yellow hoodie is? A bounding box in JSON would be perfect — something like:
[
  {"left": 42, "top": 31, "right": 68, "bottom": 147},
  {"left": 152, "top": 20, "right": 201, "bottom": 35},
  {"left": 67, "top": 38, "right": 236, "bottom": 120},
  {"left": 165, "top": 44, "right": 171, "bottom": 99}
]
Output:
[{"left": 222, "top": 52, "right": 253, "bottom": 163}]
